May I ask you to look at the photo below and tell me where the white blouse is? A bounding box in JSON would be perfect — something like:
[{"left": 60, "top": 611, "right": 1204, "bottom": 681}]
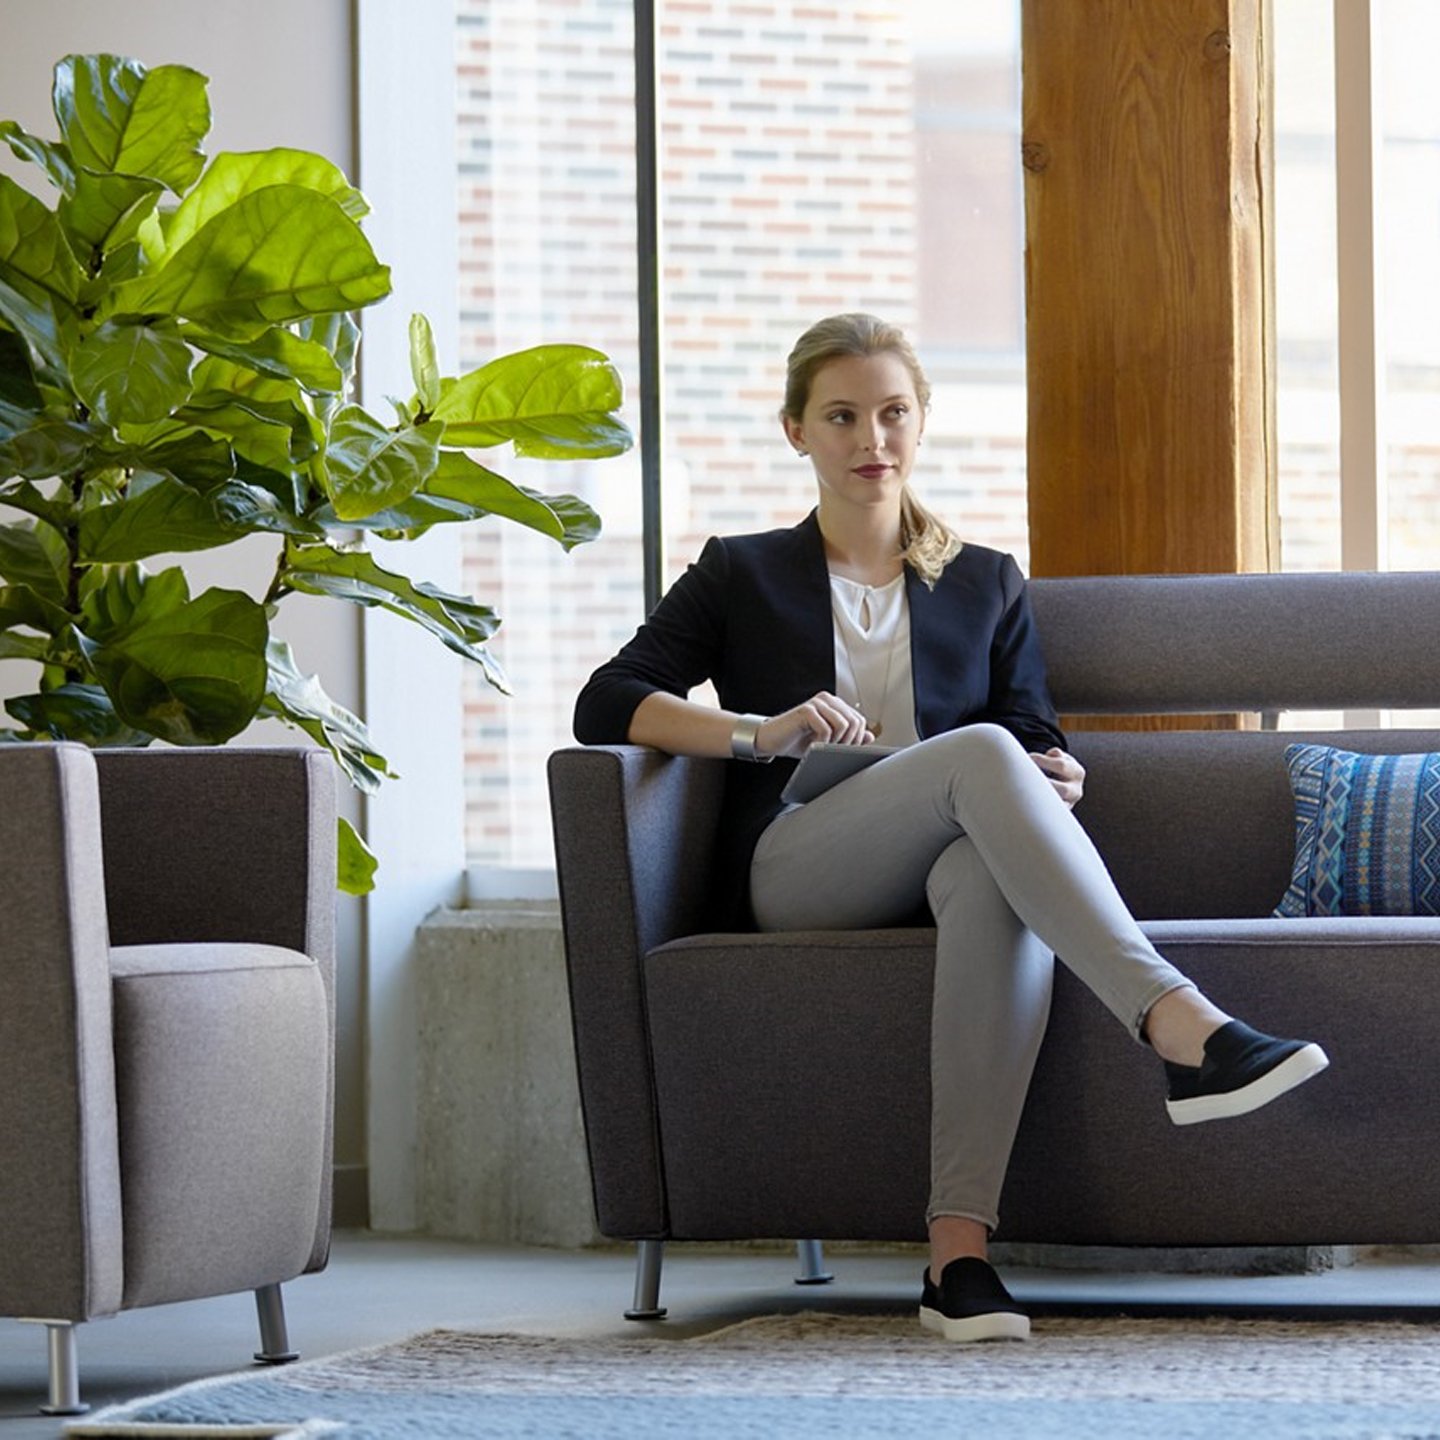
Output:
[{"left": 828, "top": 572, "right": 919, "bottom": 747}]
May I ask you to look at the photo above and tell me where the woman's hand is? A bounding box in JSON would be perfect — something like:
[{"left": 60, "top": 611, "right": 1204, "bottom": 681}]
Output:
[
  {"left": 1031, "top": 747, "right": 1085, "bottom": 808},
  {"left": 757, "top": 691, "right": 872, "bottom": 759}
]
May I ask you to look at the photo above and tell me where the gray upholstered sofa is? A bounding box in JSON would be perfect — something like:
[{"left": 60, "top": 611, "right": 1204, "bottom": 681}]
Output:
[
  {"left": 549, "top": 570, "right": 1440, "bottom": 1317},
  {"left": 0, "top": 744, "right": 336, "bottom": 1413}
]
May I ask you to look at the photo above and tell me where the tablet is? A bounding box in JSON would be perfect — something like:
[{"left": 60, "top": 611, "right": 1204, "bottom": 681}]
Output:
[{"left": 779, "top": 742, "right": 900, "bottom": 805}]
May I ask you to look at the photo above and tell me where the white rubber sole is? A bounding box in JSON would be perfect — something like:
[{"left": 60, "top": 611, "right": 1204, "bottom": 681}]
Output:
[
  {"left": 919, "top": 1304, "right": 1031, "bottom": 1342},
  {"left": 1166, "top": 1043, "right": 1330, "bottom": 1126}
]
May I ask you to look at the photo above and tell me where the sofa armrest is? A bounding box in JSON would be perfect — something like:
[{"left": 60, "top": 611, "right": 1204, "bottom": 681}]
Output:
[
  {"left": 0, "top": 744, "right": 124, "bottom": 1321},
  {"left": 547, "top": 745, "right": 726, "bottom": 1238}
]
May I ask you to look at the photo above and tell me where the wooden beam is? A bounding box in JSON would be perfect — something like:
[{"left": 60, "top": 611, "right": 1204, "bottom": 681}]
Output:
[{"left": 1022, "top": 0, "right": 1278, "bottom": 579}]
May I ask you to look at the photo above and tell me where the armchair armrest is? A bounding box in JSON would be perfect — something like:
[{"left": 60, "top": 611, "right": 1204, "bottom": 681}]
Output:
[
  {"left": 0, "top": 744, "right": 123, "bottom": 1321},
  {"left": 547, "top": 745, "right": 725, "bottom": 1237},
  {"left": 93, "top": 745, "right": 338, "bottom": 1272}
]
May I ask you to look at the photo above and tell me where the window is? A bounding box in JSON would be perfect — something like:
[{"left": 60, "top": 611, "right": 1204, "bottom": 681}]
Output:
[
  {"left": 456, "top": 0, "right": 642, "bottom": 875},
  {"left": 453, "top": 1, "right": 1438, "bottom": 871},
  {"left": 457, "top": 0, "right": 1028, "bottom": 873},
  {"left": 1274, "top": 0, "right": 1440, "bottom": 576}
]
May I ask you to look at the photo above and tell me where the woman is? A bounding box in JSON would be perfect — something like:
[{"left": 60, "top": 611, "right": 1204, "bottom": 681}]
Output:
[{"left": 574, "top": 314, "right": 1328, "bottom": 1343}]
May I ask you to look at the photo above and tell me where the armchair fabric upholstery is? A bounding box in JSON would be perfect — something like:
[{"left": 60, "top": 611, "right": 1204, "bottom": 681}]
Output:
[{"left": 0, "top": 743, "right": 336, "bottom": 1409}]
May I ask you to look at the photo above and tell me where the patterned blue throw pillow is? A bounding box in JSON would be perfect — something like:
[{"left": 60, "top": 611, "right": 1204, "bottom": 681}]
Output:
[{"left": 1274, "top": 743, "right": 1440, "bottom": 917}]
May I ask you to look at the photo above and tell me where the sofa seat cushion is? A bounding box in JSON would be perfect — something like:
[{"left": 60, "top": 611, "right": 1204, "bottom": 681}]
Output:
[
  {"left": 110, "top": 943, "right": 328, "bottom": 1310},
  {"left": 647, "top": 917, "right": 1440, "bottom": 1246},
  {"left": 644, "top": 930, "right": 935, "bottom": 1240},
  {"left": 1005, "top": 915, "right": 1440, "bottom": 1245}
]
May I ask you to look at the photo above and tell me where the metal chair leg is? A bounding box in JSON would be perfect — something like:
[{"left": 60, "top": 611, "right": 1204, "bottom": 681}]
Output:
[
  {"left": 35, "top": 1320, "right": 88, "bottom": 1416},
  {"left": 794, "top": 1238, "right": 834, "bottom": 1285},
  {"left": 254, "top": 1283, "right": 299, "bottom": 1364},
  {"left": 624, "top": 1238, "right": 668, "bottom": 1320}
]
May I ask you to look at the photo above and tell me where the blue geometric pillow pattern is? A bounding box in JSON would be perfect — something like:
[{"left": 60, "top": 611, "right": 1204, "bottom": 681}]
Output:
[{"left": 1274, "top": 743, "right": 1440, "bottom": 917}]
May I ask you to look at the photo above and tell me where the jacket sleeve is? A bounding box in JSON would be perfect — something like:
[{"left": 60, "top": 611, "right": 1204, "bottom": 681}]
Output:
[
  {"left": 976, "top": 554, "right": 1068, "bottom": 754},
  {"left": 573, "top": 535, "right": 730, "bottom": 744}
]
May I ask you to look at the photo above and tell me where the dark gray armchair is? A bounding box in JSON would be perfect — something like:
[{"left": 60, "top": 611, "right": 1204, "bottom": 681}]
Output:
[{"left": 0, "top": 743, "right": 336, "bottom": 1415}]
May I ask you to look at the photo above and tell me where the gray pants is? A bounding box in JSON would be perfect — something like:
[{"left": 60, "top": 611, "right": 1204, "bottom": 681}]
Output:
[{"left": 749, "top": 723, "right": 1192, "bottom": 1231}]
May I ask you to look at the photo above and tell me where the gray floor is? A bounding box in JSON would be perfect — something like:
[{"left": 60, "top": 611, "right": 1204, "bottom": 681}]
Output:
[{"left": 4, "top": 1233, "right": 1440, "bottom": 1436}]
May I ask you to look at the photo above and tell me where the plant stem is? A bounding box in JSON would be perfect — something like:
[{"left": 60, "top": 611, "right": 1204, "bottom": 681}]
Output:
[
  {"left": 62, "top": 468, "right": 85, "bottom": 682},
  {"left": 262, "top": 544, "right": 292, "bottom": 607}
]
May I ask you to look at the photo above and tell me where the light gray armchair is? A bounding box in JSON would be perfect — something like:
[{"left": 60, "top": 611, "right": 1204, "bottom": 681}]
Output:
[{"left": 0, "top": 743, "right": 336, "bottom": 1415}]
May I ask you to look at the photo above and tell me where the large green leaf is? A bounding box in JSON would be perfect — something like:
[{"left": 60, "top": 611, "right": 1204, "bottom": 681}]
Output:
[
  {"left": 260, "top": 636, "right": 394, "bottom": 793},
  {"left": 0, "top": 419, "right": 100, "bottom": 482},
  {"left": 86, "top": 572, "right": 269, "bottom": 745},
  {"left": 409, "top": 313, "right": 441, "bottom": 414},
  {"left": 175, "top": 388, "right": 318, "bottom": 473},
  {"left": 0, "top": 328, "right": 43, "bottom": 414},
  {"left": 297, "top": 312, "right": 359, "bottom": 423},
  {"left": 0, "top": 271, "right": 76, "bottom": 381},
  {"left": 78, "top": 558, "right": 174, "bottom": 634},
  {"left": 0, "top": 518, "right": 69, "bottom": 598},
  {"left": 231, "top": 456, "right": 308, "bottom": 517},
  {"left": 337, "top": 816, "right": 378, "bottom": 896},
  {"left": 111, "top": 187, "right": 391, "bottom": 332},
  {"left": 0, "top": 581, "right": 72, "bottom": 635},
  {"left": 0, "top": 173, "right": 86, "bottom": 304},
  {"left": 79, "top": 475, "right": 240, "bottom": 561},
  {"left": 210, "top": 481, "right": 323, "bottom": 539},
  {"left": 426, "top": 450, "right": 605, "bottom": 548},
  {"left": 322, "top": 406, "right": 442, "bottom": 521},
  {"left": 5, "top": 682, "right": 152, "bottom": 746},
  {"left": 431, "top": 345, "right": 632, "bottom": 457},
  {"left": 59, "top": 169, "right": 163, "bottom": 261},
  {"left": 189, "top": 353, "right": 315, "bottom": 409},
  {"left": 0, "top": 479, "right": 75, "bottom": 529},
  {"left": 53, "top": 55, "right": 210, "bottom": 195},
  {"left": 103, "top": 429, "right": 236, "bottom": 491},
  {"left": 70, "top": 321, "right": 194, "bottom": 427},
  {"left": 0, "top": 120, "right": 76, "bottom": 194},
  {"left": 343, "top": 452, "right": 601, "bottom": 550},
  {"left": 280, "top": 540, "right": 510, "bottom": 691},
  {"left": 165, "top": 149, "right": 369, "bottom": 255},
  {"left": 312, "top": 489, "right": 478, "bottom": 539},
  {"left": 0, "top": 630, "right": 51, "bottom": 661},
  {"left": 527, "top": 489, "right": 602, "bottom": 550},
  {"left": 298, "top": 311, "right": 359, "bottom": 381},
  {"left": 183, "top": 325, "right": 343, "bottom": 394}
]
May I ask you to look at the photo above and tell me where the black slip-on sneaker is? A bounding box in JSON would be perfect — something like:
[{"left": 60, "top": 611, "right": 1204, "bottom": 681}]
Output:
[
  {"left": 919, "top": 1256, "right": 1030, "bottom": 1342},
  {"left": 1165, "top": 1019, "right": 1330, "bottom": 1125}
]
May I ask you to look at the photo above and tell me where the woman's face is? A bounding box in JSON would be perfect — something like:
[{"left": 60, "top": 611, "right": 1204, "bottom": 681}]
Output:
[{"left": 782, "top": 351, "right": 924, "bottom": 515}]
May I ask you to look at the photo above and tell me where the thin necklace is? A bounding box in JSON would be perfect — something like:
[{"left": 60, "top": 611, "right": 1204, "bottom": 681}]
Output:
[{"left": 835, "top": 581, "right": 900, "bottom": 738}]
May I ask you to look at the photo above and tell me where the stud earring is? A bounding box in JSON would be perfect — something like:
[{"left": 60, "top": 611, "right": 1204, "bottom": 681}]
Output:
[{"left": 795, "top": 449, "right": 808, "bottom": 457}]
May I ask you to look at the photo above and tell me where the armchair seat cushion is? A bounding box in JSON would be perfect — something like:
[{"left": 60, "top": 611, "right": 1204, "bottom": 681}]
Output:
[{"left": 110, "top": 944, "right": 328, "bottom": 1310}]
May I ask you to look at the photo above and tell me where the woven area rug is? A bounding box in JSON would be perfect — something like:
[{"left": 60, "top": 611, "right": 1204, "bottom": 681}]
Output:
[{"left": 67, "top": 1312, "right": 1440, "bottom": 1439}]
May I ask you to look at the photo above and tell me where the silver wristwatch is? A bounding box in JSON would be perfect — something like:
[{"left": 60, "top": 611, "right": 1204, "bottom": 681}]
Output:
[{"left": 730, "top": 713, "right": 772, "bottom": 763}]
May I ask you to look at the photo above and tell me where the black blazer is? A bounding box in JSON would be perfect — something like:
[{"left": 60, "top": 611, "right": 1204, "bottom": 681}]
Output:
[{"left": 573, "top": 510, "right": 1066, "bottom": 925}]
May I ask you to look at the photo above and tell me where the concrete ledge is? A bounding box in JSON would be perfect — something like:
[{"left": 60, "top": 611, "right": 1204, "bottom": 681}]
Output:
[{"left": 416, "top": 902, "right": 601, "bottom": 1248}]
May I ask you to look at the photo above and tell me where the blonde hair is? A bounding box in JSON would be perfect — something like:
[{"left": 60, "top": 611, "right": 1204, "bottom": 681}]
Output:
[{"left": 781, "top": 313, "right": 962, "bottom": 586}]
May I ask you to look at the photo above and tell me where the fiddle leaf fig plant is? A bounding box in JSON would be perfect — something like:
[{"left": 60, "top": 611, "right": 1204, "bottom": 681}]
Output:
[{"left": 0, "top": 54, "right": 631, "bottom": 892}]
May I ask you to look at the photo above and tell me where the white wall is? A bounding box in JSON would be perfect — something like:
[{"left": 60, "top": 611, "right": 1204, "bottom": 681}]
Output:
[
  {"left": 354, "top": 0, "right": 465, "bottom": 1232},
  {"left": 0, "top": 0, "right": 369, "bottom": 1211}
]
